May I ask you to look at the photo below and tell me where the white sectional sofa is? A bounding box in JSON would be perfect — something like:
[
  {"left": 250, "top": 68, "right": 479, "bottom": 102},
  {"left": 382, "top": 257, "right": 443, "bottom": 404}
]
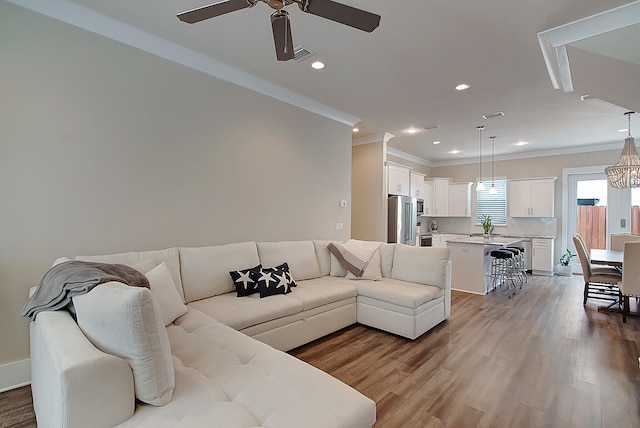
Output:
[{"left": 29, "top": 239, "right": 451, "bottom": 428}]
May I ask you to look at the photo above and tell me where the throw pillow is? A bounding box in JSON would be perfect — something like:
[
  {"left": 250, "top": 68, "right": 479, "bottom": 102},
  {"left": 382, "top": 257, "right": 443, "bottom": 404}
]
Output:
[
  {"left": 229, "top": 264, "right": 262, "bottom": 297},
  {"left": 257, "top": 263, "right": 296, "bottom": 298},
  {"left": 146, "top": 262, "right": 188, "bottom": 326},
  {"left": 72, "top": 281, "right": 174, "bottom": 406}
]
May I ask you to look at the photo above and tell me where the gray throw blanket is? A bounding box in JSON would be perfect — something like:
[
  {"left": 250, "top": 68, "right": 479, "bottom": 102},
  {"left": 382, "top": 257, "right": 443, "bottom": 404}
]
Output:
[{"left": 22, "top": 260, "right": 150, "bottom": 321}]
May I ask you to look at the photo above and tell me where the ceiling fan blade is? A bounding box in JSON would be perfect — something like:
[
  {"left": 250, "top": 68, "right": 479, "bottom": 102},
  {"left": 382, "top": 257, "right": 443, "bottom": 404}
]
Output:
[
  {"left": 177, "top": 0, "right": 255, "bottom": 24},
  {"left": 298, "top": 0, "right": 380, "bottom": 32},
  {"left": 271, "top": 10, "right": 295, "bottom": 61}
]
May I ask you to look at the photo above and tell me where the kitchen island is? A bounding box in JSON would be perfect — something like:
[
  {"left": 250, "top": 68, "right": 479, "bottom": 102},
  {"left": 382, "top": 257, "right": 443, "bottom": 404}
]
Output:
[{"left": 446, "top": 236, "right": 524, "bottom": 294}]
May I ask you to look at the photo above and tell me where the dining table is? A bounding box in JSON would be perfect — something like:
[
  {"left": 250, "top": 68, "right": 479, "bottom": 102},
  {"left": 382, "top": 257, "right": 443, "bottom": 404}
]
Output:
[{"left": 590, "top": 248, "right": 624, "bottom": 268}]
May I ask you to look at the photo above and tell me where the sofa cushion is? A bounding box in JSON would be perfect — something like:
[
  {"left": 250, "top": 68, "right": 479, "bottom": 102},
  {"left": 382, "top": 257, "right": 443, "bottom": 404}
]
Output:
[
  {"left": 379, "top": 243, "right": 396, "bottom": 278},
  {"left": 146, "top": 308, "right": 376, "bottom": 428},
  {"left": 229, "top": 264, "right": 262, "bottom": 297},
  {"left": 290, "top": 277, "right": 358, "bottom": 311},
  {"left": 75, "top": 247, "right": 183, "bottom": 301},
  {"left": 147, "top": 262, "right": 188, "bottom": 326},
  {"left": 257, "top": 263, "right": 296, "bottom": 298},
  {"left": 187, "top": 292, "right": 304, "bottom": 331},
  {"left": 313, "top": 240, "right": 335, "bottom": 276},
  {"left": 179, "top": 242, "right": 260, "bottom": 303},
  {"left": 257, "top": 241, "right": 321, "bottom": 281},
  {"left": 391, "top": 245, "right": 451, "bottom": 289},
  {"left": 72, "top": 281, "right": 174, "bottom": 406},
  {"left": 355, "top": 277, "right": 443, "bottom": 309}
]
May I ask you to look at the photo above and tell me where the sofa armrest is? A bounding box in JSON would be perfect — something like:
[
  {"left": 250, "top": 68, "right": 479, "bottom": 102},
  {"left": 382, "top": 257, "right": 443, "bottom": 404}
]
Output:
[
  {"left": 444, "top": 260, "right": 452, "bottom": 319},
  {"left": 30, "top": 311, "right": 135, "bottom": 428}
]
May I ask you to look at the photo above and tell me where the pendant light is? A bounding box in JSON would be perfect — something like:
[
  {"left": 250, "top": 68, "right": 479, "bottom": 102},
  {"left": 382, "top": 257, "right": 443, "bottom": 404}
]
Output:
[
  {"left": 489, "top": 136, "right": 497, "bottom": 194},
  {"left": 476, "top": 125, "right": 486, "bottom": 191},
  {"left": 605, "top": 112, "right": 640, "bottom": 188}
]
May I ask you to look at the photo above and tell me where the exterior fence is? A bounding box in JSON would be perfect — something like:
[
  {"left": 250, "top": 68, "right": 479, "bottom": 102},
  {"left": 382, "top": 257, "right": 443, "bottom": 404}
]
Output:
[{"left": 577, "top": 205, "right": 640, "bottom": 250}]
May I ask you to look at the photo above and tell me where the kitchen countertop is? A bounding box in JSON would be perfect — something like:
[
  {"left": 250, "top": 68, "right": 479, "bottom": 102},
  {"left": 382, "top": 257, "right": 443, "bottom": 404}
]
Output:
[
  {"left": 446, "top": 236, "right": 527, "bottom": 246},
  {"left": 425, "top": 232, "right": 555, "bottom": 239}
]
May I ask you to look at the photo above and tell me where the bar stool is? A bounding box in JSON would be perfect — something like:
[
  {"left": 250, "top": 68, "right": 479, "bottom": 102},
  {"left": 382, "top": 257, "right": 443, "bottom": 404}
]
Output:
[
  {"left": 489, "top": 249, "right": 518, "bottom": 297},
  {"left": 507, "top": 246, "right": 527, "bottom": 286}
]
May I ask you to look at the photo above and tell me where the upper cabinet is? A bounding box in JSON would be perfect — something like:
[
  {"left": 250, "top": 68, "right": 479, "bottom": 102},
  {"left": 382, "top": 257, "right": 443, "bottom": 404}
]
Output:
[
  {"left": 422, "top": 180, "right": 434, "bottom": 216},
  {"left": 410, "top": 172, "right": 426, "bottom": 199},
  {"left": 449, "top": 182, "right": 472, "bottom": 217},
  {"left": 387, "top": 162, "right": 411, "bottom": 196},
  {"left": 431, "top": 178, "right": 451, "bottom": 217},
  {"left": 508, "top": 178, "right": 556, "bottom": 217}
]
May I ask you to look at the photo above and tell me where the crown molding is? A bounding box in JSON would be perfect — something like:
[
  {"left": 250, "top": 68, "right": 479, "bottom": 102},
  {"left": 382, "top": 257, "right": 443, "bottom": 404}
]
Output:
[
  {"left": 537, "top": 1, "right": 640, "bottom": 92},
  {"left": 353, "top": 132, "right": 396, "bottom": 146},
  {"left": 8, "top": 0, "right": 361, "bottom": 127}
]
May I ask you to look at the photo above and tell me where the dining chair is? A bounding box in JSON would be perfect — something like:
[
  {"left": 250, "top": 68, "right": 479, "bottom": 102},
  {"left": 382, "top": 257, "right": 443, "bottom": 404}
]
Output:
[
  {"left": 619, "top": 241, "right": 640, "bottom": 322},
  {"left": 610, "top": 233, "right": 640, "bottom": 252},
  {"left": 572, "top": 234, "right": 622, "bottom": 305}
]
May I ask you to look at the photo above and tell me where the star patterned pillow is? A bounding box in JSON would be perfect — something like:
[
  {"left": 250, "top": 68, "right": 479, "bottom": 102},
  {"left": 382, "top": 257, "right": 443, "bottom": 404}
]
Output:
[
  {"left": 229, "top": 264, "right": 262, "bottom": 297},
  {"left": 257, "top": 262, "right": 296, "bottom": 298}
]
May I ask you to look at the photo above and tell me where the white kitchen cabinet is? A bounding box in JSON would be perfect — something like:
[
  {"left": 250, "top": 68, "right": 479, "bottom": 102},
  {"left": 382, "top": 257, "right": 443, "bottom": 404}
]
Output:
[
  {"left": 432, "top": 178, "right": 451, "bottom": 217},
  {"left": 532, "top": 238, "right": 554, "bottom": 276},
  {"left": 387, "top": 163, "right": 411, "bottom": 196},
  {"left": 422, "top": 180, "right": 434, "bottom": 216},
  {"left": 448, "top": 182, "right": 472, "bottom": 217},
  {"left": 508, "top": 178, "right": 556, "bottom": 217},
  {"left": 410, "top": 172, "right": 426, "bottom": 199},
  {"left": 432, "top": 234, "right": 443, "bottom": 247}
]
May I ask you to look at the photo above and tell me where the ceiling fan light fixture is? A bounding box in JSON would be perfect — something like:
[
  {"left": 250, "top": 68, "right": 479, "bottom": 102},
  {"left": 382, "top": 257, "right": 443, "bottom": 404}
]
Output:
[{"left": 606, "top": 112, "right": 640, "bottom": 188}]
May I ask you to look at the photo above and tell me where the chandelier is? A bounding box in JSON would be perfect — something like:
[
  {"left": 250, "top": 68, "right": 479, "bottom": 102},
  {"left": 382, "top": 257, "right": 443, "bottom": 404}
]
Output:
[{"left": 605, "top": 112, "right": 639, "bottom": 189}]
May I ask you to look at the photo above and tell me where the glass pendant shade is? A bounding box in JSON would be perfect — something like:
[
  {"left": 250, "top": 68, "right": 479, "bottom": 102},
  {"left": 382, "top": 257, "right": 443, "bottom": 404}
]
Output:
[
  {"left": 476, "top": 125, "right": 485, "bottom": 191},
  {"left": 489, "top": 135, "right": 497, "bottom": 194},
  {"left": 605, "top": 112, "right": 640, "bottom": 189}
]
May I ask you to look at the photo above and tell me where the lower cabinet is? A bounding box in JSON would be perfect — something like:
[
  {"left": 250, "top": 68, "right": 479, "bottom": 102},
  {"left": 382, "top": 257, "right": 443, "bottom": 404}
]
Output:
[{"left": 532, "top": 238, "right": 554, "bottom": 276}]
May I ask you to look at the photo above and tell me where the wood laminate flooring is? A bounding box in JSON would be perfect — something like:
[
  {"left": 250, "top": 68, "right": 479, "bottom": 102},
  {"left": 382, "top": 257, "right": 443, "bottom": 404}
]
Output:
[
  {"left": 2, "top": 274, "right": 639, "bottom": 427},
  {"left": 291, "top": 275, "right": 640, "bottom": 427}
]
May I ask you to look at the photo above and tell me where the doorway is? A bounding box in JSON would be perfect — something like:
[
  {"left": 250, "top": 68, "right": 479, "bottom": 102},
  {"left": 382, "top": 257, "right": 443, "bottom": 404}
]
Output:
[{"left": 563, "top": 167, "right": 632, "bottom": 263}]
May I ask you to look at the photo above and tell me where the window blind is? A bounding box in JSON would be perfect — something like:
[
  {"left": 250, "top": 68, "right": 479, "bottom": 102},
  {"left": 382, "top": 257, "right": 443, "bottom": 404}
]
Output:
[{"left": 476, "top": 178, "right": 507, "bottom": 225}]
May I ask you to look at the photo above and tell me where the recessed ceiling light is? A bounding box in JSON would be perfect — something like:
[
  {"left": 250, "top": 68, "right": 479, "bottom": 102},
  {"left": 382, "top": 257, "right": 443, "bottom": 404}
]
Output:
[
  {"left": 455, "top": 83, "right": 470, "bottom": 91},
  {"left": 515, "top": 141, "right": 529, "bottom": 146},
  {"left": 449, "top": 149, "right": 461, "bottom": 154},
  {"left": 432, "top": 141, "right": 441, "bottom": 145},
  {"left": 311, "top": 61, "right": 325, "bottom": 70},
  {"left": 405, "top": 127, "right": 420, "bottom": 134},
  {"left": 352, "top": 127, "right": 359, "bottom": 133},
  {"left": 618, "top": 128, "right": 629, "bottom": 133}
]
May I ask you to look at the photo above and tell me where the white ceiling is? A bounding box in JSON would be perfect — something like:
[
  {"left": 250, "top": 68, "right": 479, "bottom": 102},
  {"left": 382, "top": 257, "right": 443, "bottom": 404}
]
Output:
[{"left": 17, "top": 0, "right": 640, "bottom": 164}]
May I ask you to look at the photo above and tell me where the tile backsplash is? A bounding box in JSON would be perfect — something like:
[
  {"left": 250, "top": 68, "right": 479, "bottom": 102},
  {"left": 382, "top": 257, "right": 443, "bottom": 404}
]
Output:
[{"left": 420, "top": 216, "right": 557, "bottom": 238}]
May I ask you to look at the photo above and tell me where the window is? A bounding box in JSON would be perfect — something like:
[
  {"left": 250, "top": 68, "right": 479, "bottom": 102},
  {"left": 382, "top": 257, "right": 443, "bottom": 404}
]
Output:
[{"left": 476, "top": 178, "right": 507, "bottom": 226}]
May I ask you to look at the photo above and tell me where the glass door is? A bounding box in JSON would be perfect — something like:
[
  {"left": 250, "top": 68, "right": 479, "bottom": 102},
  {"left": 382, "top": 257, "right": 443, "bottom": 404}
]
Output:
[{"left": 566, "top": 170, "right": 631, "bottom": 257}]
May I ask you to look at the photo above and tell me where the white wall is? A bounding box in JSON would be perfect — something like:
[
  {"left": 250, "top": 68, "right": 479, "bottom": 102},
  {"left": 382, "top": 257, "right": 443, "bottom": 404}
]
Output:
[{"left": 0, "top": 3, "right": 352, "bottom": 367}]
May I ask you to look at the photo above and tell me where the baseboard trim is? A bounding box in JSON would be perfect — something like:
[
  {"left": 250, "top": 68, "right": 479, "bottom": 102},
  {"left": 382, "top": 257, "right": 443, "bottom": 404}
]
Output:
[{"left": 0, "top": 359, "right": 30, "bottom": 393}]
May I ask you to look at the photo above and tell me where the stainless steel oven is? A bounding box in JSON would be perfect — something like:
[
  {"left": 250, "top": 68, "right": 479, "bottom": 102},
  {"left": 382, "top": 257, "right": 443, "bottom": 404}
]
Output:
[{"left": 420, "top": 234, "right": 432, "bottom": 247}]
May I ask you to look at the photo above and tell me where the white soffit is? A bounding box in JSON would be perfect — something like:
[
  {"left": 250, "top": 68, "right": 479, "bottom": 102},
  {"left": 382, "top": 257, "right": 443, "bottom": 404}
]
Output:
[
  {"left": 8, "top": 0, "right": 361, "bottom": 127},
  {"left": 537, "top": 0, "right": 640, "bottom": 92}
]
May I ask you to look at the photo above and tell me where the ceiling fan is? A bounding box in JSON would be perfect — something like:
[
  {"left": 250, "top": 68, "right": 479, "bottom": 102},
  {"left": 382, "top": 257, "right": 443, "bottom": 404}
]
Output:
[{"left": 177, "top": 0, "right": 381, "bottom": 61}]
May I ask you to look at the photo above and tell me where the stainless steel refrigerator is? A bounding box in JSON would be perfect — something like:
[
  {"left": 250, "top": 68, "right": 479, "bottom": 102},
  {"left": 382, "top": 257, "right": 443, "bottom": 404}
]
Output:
[{"left": 388, "top": 196, "right": 418, "bottom": 245}]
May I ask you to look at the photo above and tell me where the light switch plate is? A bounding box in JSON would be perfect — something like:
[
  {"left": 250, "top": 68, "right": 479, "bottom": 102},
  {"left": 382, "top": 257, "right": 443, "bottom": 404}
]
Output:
[
  {"left": 340, "top": 200, "right": 348, "bottom": 208},
  {"left": 336, "top": 223, "right": 344, "bottom": 231}
]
